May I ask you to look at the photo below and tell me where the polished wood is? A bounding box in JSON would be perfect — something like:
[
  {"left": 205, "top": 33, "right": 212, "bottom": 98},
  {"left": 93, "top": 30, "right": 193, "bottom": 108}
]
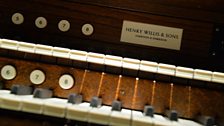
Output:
[
  {"left": 0, "top": 0, "right": 223, "bottom": 71},
  {"left": 0, "top": 0, "right": 224, "bottom": 125},
  {"left": 1, "top": 55, "right": 224, "bottom": 125}
]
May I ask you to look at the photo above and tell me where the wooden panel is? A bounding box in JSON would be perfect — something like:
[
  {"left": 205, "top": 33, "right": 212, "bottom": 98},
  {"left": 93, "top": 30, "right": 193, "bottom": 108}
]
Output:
[
  {"left": 151, "top": 82, "right": 171, "bottom": 114},
  {"left": 66, "top": 0, "right": 224, "bottom": 23},
  {"left": 171, "top": 85, "right": 190, "bottom": 118},
  {"left": 0, "top": 0, "right": 223, "bottom": 71},
  {"left": 190, "top": 87, "right": 224, "bottom": 126},
  {"left": 1, "top": 56, "right": 224, "bottom": 123},
  {"left": 81, "top": 70, "right": 102, "bottom": 101},
  {"left": 99, "top": 74, "right": 119, "bottom": 105},
  {"left": 131, "top": 79, "right": 153, "bottom": 110}
]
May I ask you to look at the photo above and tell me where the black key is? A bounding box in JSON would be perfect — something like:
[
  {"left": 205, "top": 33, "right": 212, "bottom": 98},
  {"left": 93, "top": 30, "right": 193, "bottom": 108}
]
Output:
[
  {"left": 90, "top": 96, "right": 102, "bottom": 108},
  {"left": 144, "top": 105, "right": 154, "bottom": 117},
  {"left": 111, "top": 100, "right": 122, "bottom": 111},
  {"left": 165, "top": 110, "right": 178, "bottom": 121},
  {"left": 11, "top": 85, "right": 33, "bottom": 95},
  {"left": 33, "top": 88, "right": 53, "bottom": 98},
  {"left": 68, "top": 93, "right": 83, "bottom": 104},
  {"left": 196, "top": 116, "right": 215, "bottom": 126}
]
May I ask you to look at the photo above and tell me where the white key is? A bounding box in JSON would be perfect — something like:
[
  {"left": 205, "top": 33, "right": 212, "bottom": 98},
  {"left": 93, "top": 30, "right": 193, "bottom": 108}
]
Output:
[
  {"left": 66, "top": 102, "right": 92, "bottom": 122},
  {"left": 153, "top": 114, "right": 184, "bottom": 126},
  {"left": 153, "top": 114, "right": 173, "bottom": 126},
  {"left": 0, "top": 93, "right": 30, "bottom": 111},
  {"left": 179, "top": 119, "right": 203, "bottom": 126},
  {"left": 58, "top": 20, "right": 70, "bottom": 32},
  {"left": 52, "top": 47, "right": 70, "bottom": 58},
  {"left": 18, "top": 42, "right": 36, "bottom": 53},
  {"left": 110, "top": 108, "right": 132, "bottom": 126},
  {"left": 35, "top": 17, "right": 47, "bottom": 29},
  {"left": 69, "top": 50, "right": 88, "bottom": 62},
  {"left": 0, "top": 39, "right": 18, "bottom": 50},
  {"left": 1, "top": 65, "right": 17, "bottom": 80},
  {"left": 30, "top": 70, "right": 45, "bottom": 85},
  {"left": 105, "top": 55, "right": 123, "bottom": 67},
  {"left": 21, "top": 96, "right": 46, "bottom": 114},
  {"left": 87, "top": 52, "right": 105, "bottom": 65},
  {"left": 88, "top": 105, "right": 112, "bottom": 125},
  {"left": 158, "top": 63, "right": 176, "bottom": 76},
  {"left": 82, "top": 24, "right": 94, "bottom": 36},
  {"left": 132, "top": 111, "right": 153, "bottom": 126},
  {"left": 0, "top": 89, "right": 10, "bottom": 95},
  {"left": 122, "top": 58, "right": 140, "bottom": 70},
  {"left": 193, "top": 69, "right": 212, "bottom": 82},
  {"left": 59, "top": 74, "right": 74, "bottom": 90},
  {"left": 35, "top": 44, "right": 53, "bottom": 56},
  {"left": 43, "top": 98, "right": 69, "bottom": 118},
  {"left": 175, "top": 67, "right": 194, "bottom": 79},
  {"left": 140, "top": 60, "right": 158, "bottom": 73},
  {"left": 212, "top": 72, "right": 224, "bottom": 84},
  {"left": 11, "top": 13, "right": 24, "bottom": 25}
]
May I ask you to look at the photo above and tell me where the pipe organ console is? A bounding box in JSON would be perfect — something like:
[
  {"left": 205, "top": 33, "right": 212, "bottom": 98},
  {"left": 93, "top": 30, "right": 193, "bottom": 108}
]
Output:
[{"left": 0, "top": 0, "right": 224, "bottom": 126}]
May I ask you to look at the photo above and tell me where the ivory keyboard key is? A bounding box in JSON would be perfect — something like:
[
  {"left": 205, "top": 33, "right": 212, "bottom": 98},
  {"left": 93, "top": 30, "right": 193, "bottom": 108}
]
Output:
[
  {"left": 212, "top": 72, "right": 224, "bottom": 84},
  {"left": 0, "top": 89, "right": 10, "bottom": 95},
  {"left": 35, "top": 44, "right": 55, "bottom": 63},
  {"left": 153, "top": 114, "right": 173, "bottom": 126},
  {"left": 105, "top": 55, "right": 123, "bottom": 74},
  {"left": 21, "top": 96, "right": 45, "bottom": 114},
  {"left": 132, "top": 110, "right": 153, "bottom": 126},
  {"left": 66, "top": 102, "right": 92, "bottom": 122},
  {"left": 69, "top": 49, "right": 88, "bottom": 69},
  {"left": 158, "top": 63, "right": 176, "bottom": 76},
  {"left": 87, "top": 52, "right": 105, "bottom": 71},
  {"left": 0, "top": 89, "right": 11, "bottom": 109},
  {"left": 35, "top": 44, "right": 53, "bottom": 56},
  {"left": 179, "top": 119, "right": 203, "bottom": 126},
  {"left": 53, "top": 47, "right": 70, "bottom": 58},
  {"left": 18, "top": 42, "right": 36, "bottom": 53},
  {"left": 139, "top": 60, "right": 158, "bottom": 79},
  {"left": 43, "top": 98, "right": 69, "bottom": 118},
  {"left": 153, "top": 114, "right": 184, "bottom": 126},
  {"left": 0, "top": 39, "right": 18, "bottom": 50},
  {"left": 88, "top": 105, "right": 112, "bottom": 125},
  {"left": 109, "top": 108, "right": 131, "bottom": 126},
  {"left": 193, "top": 69, "right": 212, "bottom": 82},
  {"left": 175, "top": 67, "right": 194, "bottom": 79},
  {"left": 156, "top": 63, "right": 176, "bottom": 82},
  {"left": 0, "top": 94, "right": 30, "bottom": 111},
  {"left": 122, "top": 58, "right": 140, "bottom": 77}
]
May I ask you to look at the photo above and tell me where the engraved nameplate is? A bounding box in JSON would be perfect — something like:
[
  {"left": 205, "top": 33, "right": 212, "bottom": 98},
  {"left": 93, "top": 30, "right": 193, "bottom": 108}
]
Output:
[{"left": 120, "top": 20, "right": 183, "bottom": 50}]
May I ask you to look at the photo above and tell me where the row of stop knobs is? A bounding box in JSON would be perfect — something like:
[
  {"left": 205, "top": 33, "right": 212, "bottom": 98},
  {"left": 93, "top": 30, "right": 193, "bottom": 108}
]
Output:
[{"left": 0, "top": 65, "right": 75, "bottom": 90}]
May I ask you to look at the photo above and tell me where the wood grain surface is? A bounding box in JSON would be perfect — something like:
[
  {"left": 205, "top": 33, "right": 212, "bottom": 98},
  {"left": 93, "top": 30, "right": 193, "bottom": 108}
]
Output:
[
  {"left": 0, "top": 0, "right": 223, "bottom": 71},
  {"left": 0, "top": 55, "right": 224, "bottom": 125}
]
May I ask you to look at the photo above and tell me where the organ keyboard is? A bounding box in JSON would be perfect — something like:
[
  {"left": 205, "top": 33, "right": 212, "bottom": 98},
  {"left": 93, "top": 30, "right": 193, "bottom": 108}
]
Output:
[
  {"left": 0, "top": 38, "right": 224, "bottom": 126},
  {"left": 0, "top": 0, "right": 224, "bottom": 126}
]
